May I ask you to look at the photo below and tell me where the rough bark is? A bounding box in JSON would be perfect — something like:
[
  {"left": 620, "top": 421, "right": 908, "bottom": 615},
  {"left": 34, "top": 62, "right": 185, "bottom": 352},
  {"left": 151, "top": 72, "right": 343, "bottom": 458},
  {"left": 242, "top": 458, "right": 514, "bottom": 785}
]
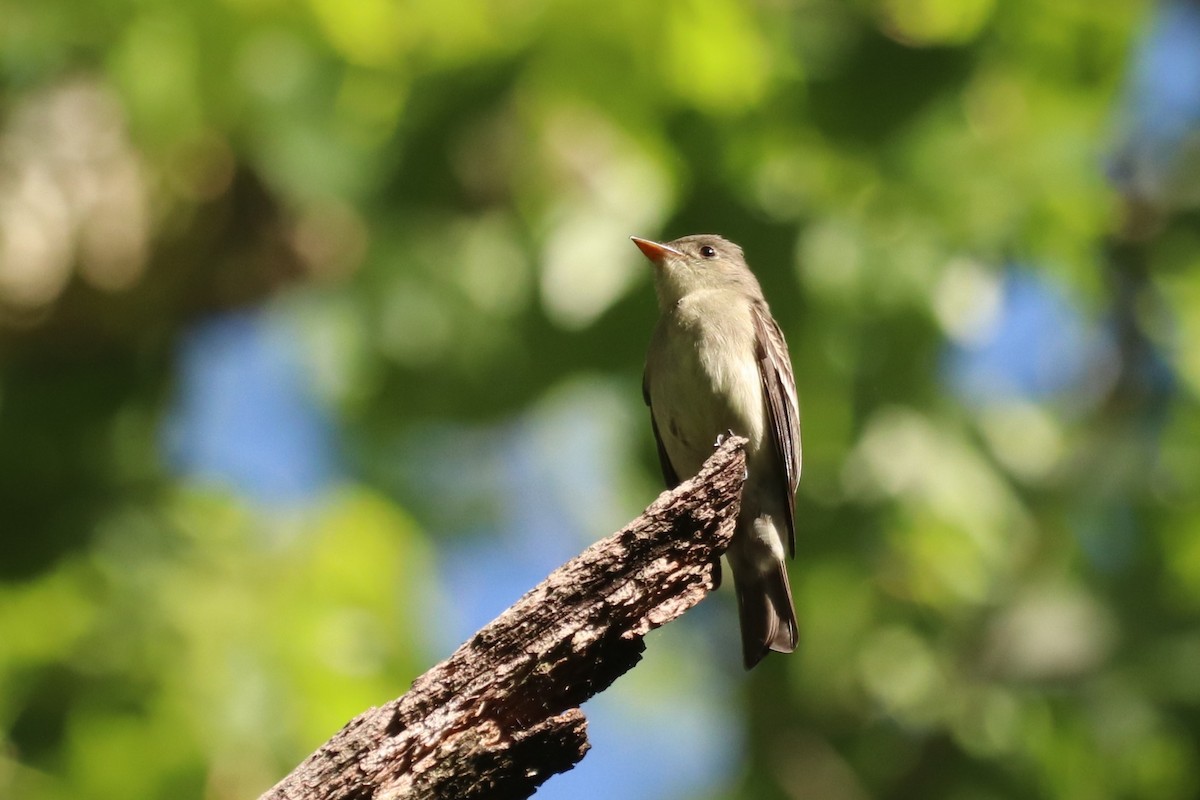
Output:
[{"left": 260, "top": 436, "right": 748, "bottom": 800}]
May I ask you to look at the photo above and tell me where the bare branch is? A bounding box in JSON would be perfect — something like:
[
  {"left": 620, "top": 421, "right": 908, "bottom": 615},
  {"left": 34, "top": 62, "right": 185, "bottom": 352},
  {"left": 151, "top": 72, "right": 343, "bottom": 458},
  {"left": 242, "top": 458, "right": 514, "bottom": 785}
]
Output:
[{"left": 260, "top": 436, "right": 747, "bottom": 800}]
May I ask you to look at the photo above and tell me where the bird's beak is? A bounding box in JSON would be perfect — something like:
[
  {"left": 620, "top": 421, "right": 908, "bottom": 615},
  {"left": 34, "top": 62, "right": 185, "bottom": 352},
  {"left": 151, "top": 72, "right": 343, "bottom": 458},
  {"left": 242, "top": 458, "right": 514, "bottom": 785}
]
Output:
[{"left": 631, "top": 236, "right": 682, "bottom": 264}]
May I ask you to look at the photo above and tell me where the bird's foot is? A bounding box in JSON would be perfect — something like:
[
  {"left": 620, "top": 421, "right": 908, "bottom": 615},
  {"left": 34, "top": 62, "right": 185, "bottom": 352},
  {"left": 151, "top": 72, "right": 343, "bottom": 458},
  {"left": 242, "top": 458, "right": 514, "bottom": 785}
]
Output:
[{"left": 713, "top": 429, "right": 736, "bottom": 448}]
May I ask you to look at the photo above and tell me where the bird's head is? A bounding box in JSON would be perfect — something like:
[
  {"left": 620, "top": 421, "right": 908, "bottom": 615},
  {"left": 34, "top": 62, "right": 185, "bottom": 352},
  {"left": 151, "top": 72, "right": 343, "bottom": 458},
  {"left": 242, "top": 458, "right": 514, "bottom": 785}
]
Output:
[{"left": 631, "top": 234, "right": 762, "bottom": 308}]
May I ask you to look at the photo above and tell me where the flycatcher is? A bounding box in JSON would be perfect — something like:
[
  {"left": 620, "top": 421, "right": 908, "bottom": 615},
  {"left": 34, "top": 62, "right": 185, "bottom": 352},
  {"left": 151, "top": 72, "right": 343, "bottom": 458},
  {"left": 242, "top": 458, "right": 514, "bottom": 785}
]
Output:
[{"left": 633, "top": 233, "right": 801, "bottom": 669}]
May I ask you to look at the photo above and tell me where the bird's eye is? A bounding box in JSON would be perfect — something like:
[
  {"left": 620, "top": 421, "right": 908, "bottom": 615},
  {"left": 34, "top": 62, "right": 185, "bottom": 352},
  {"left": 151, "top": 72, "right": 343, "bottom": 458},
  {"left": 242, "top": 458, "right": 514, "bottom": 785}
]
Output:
[{"left": 699, "top": 245, "right": 717, "bottom": 258}]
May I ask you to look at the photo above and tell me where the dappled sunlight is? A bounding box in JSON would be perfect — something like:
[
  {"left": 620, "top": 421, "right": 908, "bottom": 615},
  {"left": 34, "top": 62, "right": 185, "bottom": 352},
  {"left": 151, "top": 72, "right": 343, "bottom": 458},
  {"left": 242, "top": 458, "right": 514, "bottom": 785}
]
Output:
[
  {"left": 0, "top": 81, "right": 148, "bottom": 315},
  {"left": 981, "top": 582, "right": 1116, "bottom": 682},
  {"left": 537, "top": 107, "right": 673, "bottom": 328}
]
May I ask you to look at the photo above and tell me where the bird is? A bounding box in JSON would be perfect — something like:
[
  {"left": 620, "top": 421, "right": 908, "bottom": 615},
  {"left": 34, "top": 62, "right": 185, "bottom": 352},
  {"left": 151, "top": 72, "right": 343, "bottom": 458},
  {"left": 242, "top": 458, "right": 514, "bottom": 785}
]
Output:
[{"left": 632, "top": 233, "right": 801, "bottom": 669}]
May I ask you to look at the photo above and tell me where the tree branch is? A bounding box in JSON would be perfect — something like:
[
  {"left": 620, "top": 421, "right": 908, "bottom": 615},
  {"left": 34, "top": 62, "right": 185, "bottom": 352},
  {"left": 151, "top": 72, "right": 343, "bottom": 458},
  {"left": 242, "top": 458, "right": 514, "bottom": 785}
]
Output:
[{"left": 259, "top": 436, "right": 748, "bottom": 800}]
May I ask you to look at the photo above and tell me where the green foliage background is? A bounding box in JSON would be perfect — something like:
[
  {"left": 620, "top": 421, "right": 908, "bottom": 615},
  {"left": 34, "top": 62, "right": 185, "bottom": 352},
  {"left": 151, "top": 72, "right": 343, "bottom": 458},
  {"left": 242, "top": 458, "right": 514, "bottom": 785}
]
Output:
[{"left": 3, "top": 0, "right": 1200, "bottom": 798}]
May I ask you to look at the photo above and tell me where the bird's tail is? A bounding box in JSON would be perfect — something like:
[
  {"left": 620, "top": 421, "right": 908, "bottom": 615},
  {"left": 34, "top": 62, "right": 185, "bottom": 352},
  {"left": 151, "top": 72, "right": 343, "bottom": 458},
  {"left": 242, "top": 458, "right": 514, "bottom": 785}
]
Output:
[{"left": 734, "top": 558, "right": 797, "bottom": 670}]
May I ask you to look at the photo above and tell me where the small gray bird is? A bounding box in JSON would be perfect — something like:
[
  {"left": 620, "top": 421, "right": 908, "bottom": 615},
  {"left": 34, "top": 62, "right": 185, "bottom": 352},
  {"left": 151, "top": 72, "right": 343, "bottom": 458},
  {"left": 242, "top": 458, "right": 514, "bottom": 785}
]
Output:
[{"left": 633, "top": 233, "right": 800, "bottom": 669}]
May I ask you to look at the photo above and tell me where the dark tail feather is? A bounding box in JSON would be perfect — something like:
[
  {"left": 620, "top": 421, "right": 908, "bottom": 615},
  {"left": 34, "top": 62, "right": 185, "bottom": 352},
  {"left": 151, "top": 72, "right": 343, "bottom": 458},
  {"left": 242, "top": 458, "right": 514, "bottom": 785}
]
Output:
[{"left": 735, "top": 562, "right": 797, "bottom": 670}]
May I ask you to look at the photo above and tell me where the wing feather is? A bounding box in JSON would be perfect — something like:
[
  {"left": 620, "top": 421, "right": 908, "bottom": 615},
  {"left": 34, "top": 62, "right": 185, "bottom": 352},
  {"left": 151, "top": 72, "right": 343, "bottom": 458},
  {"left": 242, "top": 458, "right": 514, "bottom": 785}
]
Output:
[
  {"left": 643, "top": 370, "right": 681, "bottom": 489},
  {"left": 751, "top": 302, "right": 802, "bottom": 556}
]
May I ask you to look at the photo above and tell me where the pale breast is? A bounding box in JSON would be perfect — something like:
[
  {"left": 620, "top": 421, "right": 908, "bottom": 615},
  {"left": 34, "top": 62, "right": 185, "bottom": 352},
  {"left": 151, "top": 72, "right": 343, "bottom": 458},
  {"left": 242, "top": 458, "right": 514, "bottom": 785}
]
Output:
[{"left": 647, "top": 290, "right": 766, "bottom": 478}]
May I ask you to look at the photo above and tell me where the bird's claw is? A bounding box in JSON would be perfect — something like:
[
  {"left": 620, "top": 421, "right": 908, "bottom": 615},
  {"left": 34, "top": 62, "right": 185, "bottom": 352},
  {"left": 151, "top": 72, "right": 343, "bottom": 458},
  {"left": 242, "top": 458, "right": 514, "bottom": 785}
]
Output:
[{"left": 713, "top": 429, "right": 736, "bottom": 448}]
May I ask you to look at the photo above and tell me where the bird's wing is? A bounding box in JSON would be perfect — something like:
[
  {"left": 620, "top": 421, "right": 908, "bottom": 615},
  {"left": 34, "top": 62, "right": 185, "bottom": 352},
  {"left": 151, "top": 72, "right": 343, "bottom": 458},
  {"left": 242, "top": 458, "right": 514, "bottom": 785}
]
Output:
[
  {"left": 643, "top": 369, "right": 681, "bottom": 489},
  {"left": 751, "top": 301, "right": 802, "bottom": 556}
]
